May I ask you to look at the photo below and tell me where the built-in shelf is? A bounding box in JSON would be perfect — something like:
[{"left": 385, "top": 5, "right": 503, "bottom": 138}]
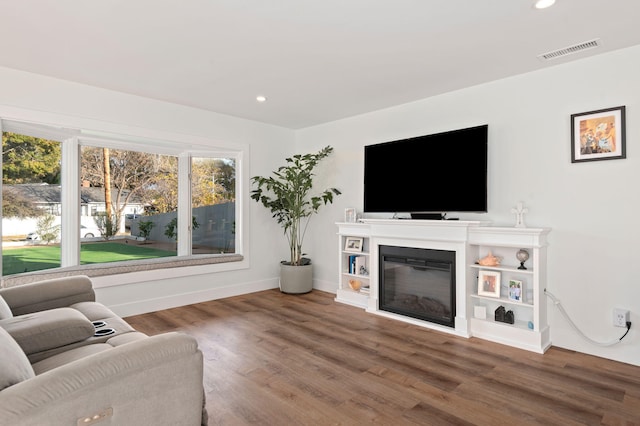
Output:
[
  {"left": 470, "top": 294, "right": 534, "bottom": 308},
  {"left": 470, "top": 263, "right": 534, "bottom": 275}
]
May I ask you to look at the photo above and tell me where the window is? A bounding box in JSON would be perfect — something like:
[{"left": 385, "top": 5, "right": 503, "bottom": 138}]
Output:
[
  {"left": 191, "top": 156, "right": 236, "bottom": 254},
  {"left": 1, "top": 119, "right": 243, "bottom": 279},
  {"left": 2, "top": 132, "right": 63, "bottom": 275}
]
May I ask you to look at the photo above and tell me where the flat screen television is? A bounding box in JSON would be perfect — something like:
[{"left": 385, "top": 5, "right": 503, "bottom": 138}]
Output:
[{"left": 363, "top": 124, "right": 488, "bottom": 218}]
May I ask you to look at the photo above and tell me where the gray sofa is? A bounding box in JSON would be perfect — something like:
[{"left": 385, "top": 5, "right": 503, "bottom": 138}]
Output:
[{"left": 0, "top": 275, "right": 207, "bottom": 426}]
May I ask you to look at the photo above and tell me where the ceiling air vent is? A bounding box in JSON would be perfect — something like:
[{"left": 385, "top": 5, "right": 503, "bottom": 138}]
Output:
[{"left": 538, "top": 38, "right": 600, "bottom": 61}]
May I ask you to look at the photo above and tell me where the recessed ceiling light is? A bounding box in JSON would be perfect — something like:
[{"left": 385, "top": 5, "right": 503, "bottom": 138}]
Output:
[
  {"left": 256, "top": 95, "right": 267, "bottom": 103},
  {"left": 534, "top": 0, "right": 556, "bottom": 9}
]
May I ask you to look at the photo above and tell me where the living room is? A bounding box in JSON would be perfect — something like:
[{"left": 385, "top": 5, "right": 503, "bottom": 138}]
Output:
[{"left": 0, "top": 0, "right": 638, "bottom": 407}]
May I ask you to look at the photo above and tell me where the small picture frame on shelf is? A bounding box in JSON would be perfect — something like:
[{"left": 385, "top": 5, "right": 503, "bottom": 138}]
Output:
[
  {"left": 344, "top": 207, "right": 357, "bottom": 223},
  {"left": 344, "top": 236, "right": 363, "bottom": 252},
  {"left": 478, "top": 270, "right": 501, "bottom": 298},
  {"left": 508, "top": 279, "right": 523, "bottom": 303}
]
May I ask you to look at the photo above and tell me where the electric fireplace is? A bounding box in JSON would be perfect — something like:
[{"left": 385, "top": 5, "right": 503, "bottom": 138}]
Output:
[{"left": 379, "top": 245, "right": 456, "bottom": 328}]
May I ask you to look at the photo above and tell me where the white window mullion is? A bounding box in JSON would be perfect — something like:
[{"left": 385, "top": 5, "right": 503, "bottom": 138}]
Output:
[
  {"left": 0, "top": 119, "right": 4, "bottom": 277},
  {"left": 60, "top": 137, "right": 80, "bottom": 267},
  {"left": 177, "top": 153, "right": 192, "bottom": 256}
]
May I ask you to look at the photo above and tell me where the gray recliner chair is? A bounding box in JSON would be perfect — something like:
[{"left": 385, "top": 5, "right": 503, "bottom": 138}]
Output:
[{"left": 0, "top": 275, "right": 207, "bottom": 426}]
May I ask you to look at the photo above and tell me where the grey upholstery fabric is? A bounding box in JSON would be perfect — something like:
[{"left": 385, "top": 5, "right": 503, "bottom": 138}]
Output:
[
  {"left": 0, "top": 332, "right": 204, "bottom": 426},
  {"left": 32, "top": 343, "right": 114, "bottom": 374},
  {"left": 32, "top": 332, "right": 150, "bottom": 374},
  {"left": 0, "top": 275, "right": 95, "bottom": 316},
  {"left": 0, "top": 307, "right": 95, "bottom": 355},
  {"left": 0, "top": 294, "right": 12, "bottom": 319},
  {"left": 0, "top": 326, "right": 35, "bottom": 390},
  {"left": 0, "top": 275, "right": 207, "bottom": 425}
]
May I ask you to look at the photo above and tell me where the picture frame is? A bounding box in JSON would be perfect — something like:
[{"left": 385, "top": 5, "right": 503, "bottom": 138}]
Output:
[
  {"left": 477, "top": 270, "right": 501, "bottom": 298},
  {"left": 344, "top": 236, "right": 363, "bottom": 252},
  {"left": 344, "top": 207, "right": 357, "bottom": 223},
  {"left": 571, "top": 105, "right": 626, "bottom": 163},
  {"left": 508, "top": 279, "right": 523, "bottom": 303}
]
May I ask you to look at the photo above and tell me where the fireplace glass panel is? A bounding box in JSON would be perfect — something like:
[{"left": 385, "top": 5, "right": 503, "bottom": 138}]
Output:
[{"left": 379, "top": 246, "right": 455, "bottom": 327}]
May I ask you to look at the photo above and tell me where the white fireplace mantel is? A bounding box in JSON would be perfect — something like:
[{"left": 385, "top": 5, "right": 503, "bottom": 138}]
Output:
[
  {"left": 361, "top": 219, "right": 487, "bottom": 337},
  {"left": 336, "top": 219, "right": 551, "bottom": 353}
]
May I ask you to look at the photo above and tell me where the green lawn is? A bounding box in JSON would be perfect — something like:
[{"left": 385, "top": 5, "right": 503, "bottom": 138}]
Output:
[{"left": 3, "top": 242, "right": 175, "bottom": 276}]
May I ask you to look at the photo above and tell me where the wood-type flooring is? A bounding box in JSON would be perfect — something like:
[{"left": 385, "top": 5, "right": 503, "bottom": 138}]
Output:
[{"left": 125, "top": 289, "right": 640, "bottom": 425}]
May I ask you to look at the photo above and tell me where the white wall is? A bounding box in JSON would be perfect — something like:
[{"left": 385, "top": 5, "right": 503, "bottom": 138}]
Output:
[
  {"left": 297, "top": 45, "right": 640, "bottom": 366},
  {"left": 0, "top": 66, "right": 294, "bottom": 315}
]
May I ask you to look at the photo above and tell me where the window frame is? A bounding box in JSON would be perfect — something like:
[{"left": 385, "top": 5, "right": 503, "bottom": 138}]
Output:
[{"left": 1, "top": 117, "right": 248, "bottom": 284}]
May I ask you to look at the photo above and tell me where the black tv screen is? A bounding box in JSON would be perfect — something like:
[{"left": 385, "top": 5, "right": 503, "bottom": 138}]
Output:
[{"left": 363, "top": 124, "right": 488, "bottom": 216}]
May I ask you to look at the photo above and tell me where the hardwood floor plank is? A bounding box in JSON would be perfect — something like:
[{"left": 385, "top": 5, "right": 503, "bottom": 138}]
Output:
[{"left": 125, "top": 289, "right": 640, "bottom": 425}]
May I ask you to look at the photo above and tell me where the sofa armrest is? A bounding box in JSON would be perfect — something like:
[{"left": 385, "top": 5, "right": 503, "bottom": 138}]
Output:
[
  {"left": 0, "top": 332, "right": 205, "bottom": 426},
  {"left": 0, "top": 275, "right": 95, "bottom": 316},
  {"left": 0, "top": 308, "right": 95, "bottom": 356}
]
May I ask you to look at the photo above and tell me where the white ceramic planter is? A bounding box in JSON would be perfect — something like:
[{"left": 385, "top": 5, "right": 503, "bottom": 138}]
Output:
[{"left": 279, "top": 263, "right": 313, "bottom": 294}]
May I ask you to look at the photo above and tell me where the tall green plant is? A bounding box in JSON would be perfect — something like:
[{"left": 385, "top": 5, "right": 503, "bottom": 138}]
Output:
[
  {"left": 93, "top": 212, "right": 117, "bottom": 241},
  {"left": 35, "top": 214, "right": 60, "bottom": 245},
  {"left": 138, "top": 220, "right": 155, "bottom": 240},
  {"left": 251, "top": 146, "right": 341, "bottom": 266}
]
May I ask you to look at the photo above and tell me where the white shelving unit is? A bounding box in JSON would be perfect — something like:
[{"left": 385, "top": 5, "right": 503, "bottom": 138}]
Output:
[
  {"left": 334, "top": 220, "right": 551, "bottom": 353},
  {"left": 336, "top": 222, "right": 371, "bottom": 308},
  {"left": 467, "top": 227, "right": 551, "bottom": 353}
]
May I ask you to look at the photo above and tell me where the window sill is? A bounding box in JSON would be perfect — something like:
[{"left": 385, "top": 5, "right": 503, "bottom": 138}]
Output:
[{"left": 1, "top": 253, "right": 244, "bottom": 288}]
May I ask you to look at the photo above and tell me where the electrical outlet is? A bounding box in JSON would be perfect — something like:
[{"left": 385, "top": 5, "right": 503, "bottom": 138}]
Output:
[{"left": 613, "top": 308, "right": 630, "bottom": 327}]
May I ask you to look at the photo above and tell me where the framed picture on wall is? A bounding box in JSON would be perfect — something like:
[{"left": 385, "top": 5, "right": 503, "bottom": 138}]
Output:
[
  {"left": 477, "top": 270, "right": 501, "bottom": 298},
  {"left": 571, "top": 105, "right": 626, "bottom": 163}
]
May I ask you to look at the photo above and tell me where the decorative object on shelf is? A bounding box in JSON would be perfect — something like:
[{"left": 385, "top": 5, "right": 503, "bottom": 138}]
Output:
[
  {"left": 571, "top": 105, "right": 626, "bottom": 163},
  {"left": 504, "top": 310, "right": 515, "bottom": 324},
  {"left": 516, "top": 248, "right": 529, "bottom": 270},
  {"left": 348, "top": 254, "right": 366, "bottom": 275},
  {"left": 474, "top": 305, "right": 487, "bottom": 320},
  {"left": 510, "top": 201, "right": 528, "bottom": 228},
  {"left": 478, "top": 270, "right": 501, "bottom": 298},
  {"left": 348, "top": 279, "right": 362, "bottom": 291},
  {"left": 344, "top": 207, "right": 357, "bottom": 223},
  {"left": 251, "top": 146, "right": 341, "bottom": 294},
  {"left": 528, "top": 321, "right": 534, "bottom": 330},
  {"left": 478, "top": 251, "right": 501, "bottom": 266},
  {"left": 508, "top": 279, "right": 523, "bottom": 303},
  {"left": 359, "top": 265, "right": 368, "bottom": 276},
  {"left": 344, "top": 236, "right": 363, "bottom": 252},
  {"left": 494, "top": 306, "right": 515, "bottom": 324}
]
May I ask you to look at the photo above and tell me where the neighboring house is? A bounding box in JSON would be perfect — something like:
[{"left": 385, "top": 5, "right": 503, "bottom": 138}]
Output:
[{"left": 2, "top": 183, "right": 145, "bottom": 236}]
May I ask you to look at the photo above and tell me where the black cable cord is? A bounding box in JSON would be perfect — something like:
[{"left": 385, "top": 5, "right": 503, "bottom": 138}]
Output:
[
  {"left": 545, "top": 289, "right": 632, "bottom": 346},
  {"left": 619, "top": 321, "right": 632, "bottom": 341}
]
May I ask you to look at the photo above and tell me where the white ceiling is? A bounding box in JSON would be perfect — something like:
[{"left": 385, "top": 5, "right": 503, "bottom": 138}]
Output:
[{"left": 2, "top": 0, "right": 640, "bottom": 129}]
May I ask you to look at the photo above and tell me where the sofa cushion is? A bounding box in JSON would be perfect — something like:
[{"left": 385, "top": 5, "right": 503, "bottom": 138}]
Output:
[
  {"left": 32, "top": 332, "right": 149, "bottom": 374},
  {"left": 32, "top": 343, "right": 113, "bottom": 374},
  {"left": 0, "top": 307, "right": 95, "bottom": 355},
  {"left": 0, "top": 326, "right": 35, "bottom": 390},
  {"left": 0, "top": 295, "right": 12, "bottom": 320}
]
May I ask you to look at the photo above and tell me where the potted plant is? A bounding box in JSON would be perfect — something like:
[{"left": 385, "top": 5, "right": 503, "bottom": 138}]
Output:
[{"left": 251, "top": 145, "right": 341, "bottom": 294}]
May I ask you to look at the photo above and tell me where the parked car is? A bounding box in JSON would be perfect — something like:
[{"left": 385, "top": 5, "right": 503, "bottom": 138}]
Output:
[
  {"left": 80, "top": 225, "right": 102, "bottom": 238},
  {"left": 26, "top": 225, "right": 102, "bottom": 240}
]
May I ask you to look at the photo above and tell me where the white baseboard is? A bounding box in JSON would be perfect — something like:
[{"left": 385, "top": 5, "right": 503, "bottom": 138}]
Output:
[
  {"left": 313, "top": 278, "right": 338, "bottom": 294},
  {"left": 109, "top": 278, "right": 279, "bottom": 318}
]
